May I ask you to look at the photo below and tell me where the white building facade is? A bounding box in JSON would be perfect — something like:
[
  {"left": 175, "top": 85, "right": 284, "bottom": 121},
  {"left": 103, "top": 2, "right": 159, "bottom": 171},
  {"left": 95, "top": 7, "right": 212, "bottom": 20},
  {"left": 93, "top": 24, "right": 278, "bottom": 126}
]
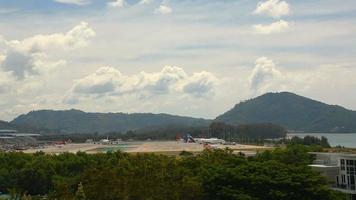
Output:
[{"left": 310, "top": 152, "right": 356, "bottom": 199}]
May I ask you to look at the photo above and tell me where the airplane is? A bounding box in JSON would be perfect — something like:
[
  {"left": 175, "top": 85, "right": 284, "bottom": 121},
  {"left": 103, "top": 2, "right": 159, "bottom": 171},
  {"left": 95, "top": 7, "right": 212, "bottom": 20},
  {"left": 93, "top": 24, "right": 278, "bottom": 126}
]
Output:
[
  {"left": 181, "top": 134, "right": 226, "bottom": 144},
  {"left": 53, "top": 140, "right": 66, "bottom": 145},
  {"left": 99, "top": 136, "right": 111, "bottom": 145},
  {"left": 195, "top": 138, "right": 225, "bottom": 144}
]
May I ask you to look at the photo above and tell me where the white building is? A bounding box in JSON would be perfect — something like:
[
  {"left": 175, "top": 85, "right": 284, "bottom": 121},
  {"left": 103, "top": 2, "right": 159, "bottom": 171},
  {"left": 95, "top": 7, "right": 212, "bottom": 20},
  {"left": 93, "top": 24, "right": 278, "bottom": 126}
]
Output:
[{"left": 310, "top": 152, "right": 356, "bottom": 199}]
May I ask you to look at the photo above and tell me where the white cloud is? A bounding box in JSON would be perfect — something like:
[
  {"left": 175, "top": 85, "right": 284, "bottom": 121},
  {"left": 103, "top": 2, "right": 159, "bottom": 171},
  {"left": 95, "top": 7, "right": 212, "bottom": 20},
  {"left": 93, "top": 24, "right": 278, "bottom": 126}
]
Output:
[
  {"left": 53, "top": 0, "right": 91, "bottom": 5},
  {"left": 0, "top": 22, "right": 94, "bottom": 80},
  {"left": 64, "top": 66, "right": 218, "bottom": 104},
  {"left": 0, "top": 54, "right": 5, "bottom": 64},
  {"left": 249, "top": 57, "right": 283, "bottom": 93},
  {"left": 72, "top": 67, "right": 124, "bottom": 95},
  {"left": 107, "top": 0, "right": 125, "bottom": 8},
  {"left": 248, "top": 57, "right": 322, "bottom": 96},
  {"left": 0, "top": 50, "right": 37, "bottom": 79},
  {"left": 254, "top": 0, "right": 290, "bottom": 18},
  {"left": 182, "top": 71, "right": 218, "bottom": 97},
  {"left": 253, "top": 20, "right": 289, "bottom": 34},
  {"left": 7, "top": 22, "right": 96, "bottom": 53},
  {"left": 139, "top": 0, "right": 152, "bottom": 5},
  {"left": 155, "top": 5, "right": 172, "bottom": 14},
  {"left": 0, "top": 70, "right": 15, "bottom": 93}
]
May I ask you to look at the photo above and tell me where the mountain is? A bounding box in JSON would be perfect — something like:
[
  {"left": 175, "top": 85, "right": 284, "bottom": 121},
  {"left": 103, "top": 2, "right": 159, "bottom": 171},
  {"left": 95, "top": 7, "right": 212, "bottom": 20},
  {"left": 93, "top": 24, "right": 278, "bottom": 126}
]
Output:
[
  {"left": 11, "top": 109, "right": 211, "bottom": 134},
  {"left": 0, "top": 120, "right": 17, "bottom": 130},
  {"left": 216, "top": 92, "right": 356, "bottom": 133}
]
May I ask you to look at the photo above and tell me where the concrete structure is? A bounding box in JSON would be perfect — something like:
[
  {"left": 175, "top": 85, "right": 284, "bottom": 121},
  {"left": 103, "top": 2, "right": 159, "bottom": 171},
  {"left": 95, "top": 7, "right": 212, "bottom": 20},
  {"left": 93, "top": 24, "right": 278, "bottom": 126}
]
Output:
[
  {"left": 0, "top": 130, "right": 39, "bottom": 151},
  {"left": 310, "top": 152, "right": 356, "bottom": 200}
]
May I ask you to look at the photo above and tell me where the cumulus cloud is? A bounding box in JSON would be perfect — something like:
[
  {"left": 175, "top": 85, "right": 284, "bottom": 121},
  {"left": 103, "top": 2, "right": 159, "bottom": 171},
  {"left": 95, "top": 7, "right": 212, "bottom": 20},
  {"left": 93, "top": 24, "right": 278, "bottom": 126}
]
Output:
[
  {"left": 249, "top": 57, "right": 283, "bottom": 93},
  {"left": 1, "top": 51, "right": 35, "bottom": 79},
  {"left": 139, "top": 0, "right": 152, "bottom": 4},
  {"left": 254, "top": 0, "right": 290, "bottom": 18},
  {"left": 182, "top": 71, "right": 218, "bottom": 97},
  {"left": 64, "top": 66, "right": 218, "bottom": 104},
  {"left": 0, "top": 22, "right": 94, "bottom": 79},
  {"left": 253, "top": 20, "right": 289, "bottom": 34},
  {"left": 53, "top": 0, "right": 91, "bottom": 5},
  {"left": 137, "top": 66, "right": 188, "bottom": 94},
  {"left": 7, "top": 22, "right": 95, "bottom": 53},
  {"left": 0, "top": 70, "right": 14, "bottom": 93},
  {"left": 72, "top": 67, "right": 124, "bottom": 95},
  {"left": 155, "top": 5, "right": 172, "bottom": 14},
  {"left": 107, "top": 0, "right": 125, "bottom": 8},
  {"left": 0, "top": 54, "right": 5, "bottom": 64}
]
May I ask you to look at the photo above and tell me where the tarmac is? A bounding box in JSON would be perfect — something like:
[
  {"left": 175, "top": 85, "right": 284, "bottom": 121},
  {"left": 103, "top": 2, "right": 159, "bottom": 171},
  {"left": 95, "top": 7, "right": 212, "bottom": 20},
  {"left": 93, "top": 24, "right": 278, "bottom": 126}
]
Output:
[{"left": 22, "top": 141, "right": 272, "bottom": 155}]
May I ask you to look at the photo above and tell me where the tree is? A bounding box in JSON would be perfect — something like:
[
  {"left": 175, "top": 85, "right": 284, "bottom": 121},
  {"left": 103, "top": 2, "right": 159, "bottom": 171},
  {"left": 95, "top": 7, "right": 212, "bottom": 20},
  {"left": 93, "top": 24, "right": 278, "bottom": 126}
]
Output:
[{"left": 74, "top": 182, "right": 86, "bottom": 200}]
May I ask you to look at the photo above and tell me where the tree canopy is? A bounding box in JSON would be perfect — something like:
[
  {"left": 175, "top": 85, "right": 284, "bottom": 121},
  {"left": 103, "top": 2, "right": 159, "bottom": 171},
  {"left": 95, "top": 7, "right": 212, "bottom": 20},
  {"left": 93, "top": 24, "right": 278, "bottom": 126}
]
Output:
[{"left": 0, "top": 145, "right": 347, "bottom": 200}]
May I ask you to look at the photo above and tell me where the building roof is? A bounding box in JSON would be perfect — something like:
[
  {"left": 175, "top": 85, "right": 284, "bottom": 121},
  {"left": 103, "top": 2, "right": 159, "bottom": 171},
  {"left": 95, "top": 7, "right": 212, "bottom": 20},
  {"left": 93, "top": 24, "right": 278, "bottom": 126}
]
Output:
[
  {"left": 309, "top": 164, "right": 339, "bottom": 168},
  {"left": 309, "top": 152, "right": 356, "bottom": 158}
]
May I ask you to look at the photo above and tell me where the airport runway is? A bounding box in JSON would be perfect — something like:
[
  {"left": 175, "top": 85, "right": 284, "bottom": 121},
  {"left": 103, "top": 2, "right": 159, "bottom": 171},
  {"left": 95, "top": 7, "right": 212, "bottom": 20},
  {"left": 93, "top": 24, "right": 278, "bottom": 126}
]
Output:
[{"left": 23, "top": 141, "right": 272, "bottom": 155}]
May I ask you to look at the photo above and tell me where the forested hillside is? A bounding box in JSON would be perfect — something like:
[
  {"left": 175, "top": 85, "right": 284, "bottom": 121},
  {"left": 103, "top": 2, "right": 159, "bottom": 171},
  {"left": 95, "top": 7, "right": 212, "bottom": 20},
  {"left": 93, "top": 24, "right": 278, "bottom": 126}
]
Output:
[
  {"left": 10, "top": 109, "right": 210, "bottom": 134},
  {"left": 0, "top": 120, "right": 16, "bottom": 130},
  {"left": 216, "top": 92, "right": 356, "bottom": 133}
]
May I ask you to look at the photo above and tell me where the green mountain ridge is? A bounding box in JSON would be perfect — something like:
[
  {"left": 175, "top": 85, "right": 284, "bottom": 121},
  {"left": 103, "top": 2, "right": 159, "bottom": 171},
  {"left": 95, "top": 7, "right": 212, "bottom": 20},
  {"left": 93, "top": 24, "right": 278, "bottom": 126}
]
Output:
[
  {"left": 10, "top": 109, "right": 211, "bottom": 134},
  {"left": 5, "top": 92, "right": 356, "bottom": 134},
  {"left": 0, "top": 120, "right": 17, "bottom": 130},
  {"left": 216, "top": 92, "right": 356, "bottom": 133}
]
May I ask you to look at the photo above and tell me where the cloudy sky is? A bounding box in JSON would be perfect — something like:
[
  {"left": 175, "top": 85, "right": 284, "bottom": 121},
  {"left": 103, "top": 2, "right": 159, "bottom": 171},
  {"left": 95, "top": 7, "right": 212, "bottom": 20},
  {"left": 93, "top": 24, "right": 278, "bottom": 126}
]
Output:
[{"left": 0, "top": 0, "right": 356, "bottom": 121}]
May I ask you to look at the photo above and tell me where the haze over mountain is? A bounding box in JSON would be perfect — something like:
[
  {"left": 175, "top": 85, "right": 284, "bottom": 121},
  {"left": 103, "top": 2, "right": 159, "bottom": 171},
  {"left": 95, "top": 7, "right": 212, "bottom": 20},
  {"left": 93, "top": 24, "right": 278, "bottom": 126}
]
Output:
[
  {"left": 216, "top": 92, "right": 356, "bottom": 133},
  {"left": 10, "top": 109, "right": 210, "bottom": 134}
]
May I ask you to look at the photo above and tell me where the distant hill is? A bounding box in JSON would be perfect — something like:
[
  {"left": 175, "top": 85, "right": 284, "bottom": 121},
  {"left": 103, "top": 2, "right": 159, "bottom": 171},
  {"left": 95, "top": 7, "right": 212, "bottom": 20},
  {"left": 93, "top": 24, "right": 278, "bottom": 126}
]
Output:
[
  {"left": 11, "top": 109, "right": 211, "bottom": 134},
  {"left": 0, "top": 120, "right": 17, "bottom": 131},
  {"left": 216, "top": 92, "right": 356, "bottom": 133}
]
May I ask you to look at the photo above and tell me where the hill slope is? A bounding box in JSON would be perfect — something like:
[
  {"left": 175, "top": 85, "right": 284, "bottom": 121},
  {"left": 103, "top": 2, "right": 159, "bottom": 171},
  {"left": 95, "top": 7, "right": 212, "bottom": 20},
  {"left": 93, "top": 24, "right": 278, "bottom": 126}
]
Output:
[
  {"left": 216, "top": 92, "right": 356, "bottom": 133},
  {"left": 11, "top": 109, "right": 211, "bottom": 134},
  {"left": 0, "top": 120, "right": 17, "bottom": 130}
]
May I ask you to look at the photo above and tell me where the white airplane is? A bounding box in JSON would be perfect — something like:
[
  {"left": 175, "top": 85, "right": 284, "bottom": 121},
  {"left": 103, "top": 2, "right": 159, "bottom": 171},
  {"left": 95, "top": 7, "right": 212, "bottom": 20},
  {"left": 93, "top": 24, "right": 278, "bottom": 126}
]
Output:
[
  {"left": 194, "top": 138, "right": 226, "bottom": 144},
  {"left": 183, "top": 134, "right": 225, "bottom": 144},
  {"left": 100, "top": 137, "right": 111, "bottom": 145}
]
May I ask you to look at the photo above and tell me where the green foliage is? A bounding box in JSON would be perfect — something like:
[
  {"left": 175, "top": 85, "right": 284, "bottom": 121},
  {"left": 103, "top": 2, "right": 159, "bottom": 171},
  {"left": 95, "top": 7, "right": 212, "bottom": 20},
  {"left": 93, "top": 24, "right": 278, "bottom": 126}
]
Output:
[
  {"left": 74, "top": 183, "right": 86, "bottom": 200},
  {"left": 179, "top": 151, "right": 193, "bottom": 156},
  {"left": 0, "top": 146, "right": 348, "bottom": 200},
  {"left": 11, "top": 109, "right": 210, "bottom": 134},
  {"left": 255, "top": 145, "right": 314, "bottom": 165},
  {"left": 285, "top": 136, "right": 331, "bottom": 148},
  {"left": 209, "top": 121, "right": 286, "bottom": 140},
  {"left": 0, "top": 120, "right": 17, "bottom": 130},
  {"left": 216, "top": 92, "right": 356, "bottom": 133}
]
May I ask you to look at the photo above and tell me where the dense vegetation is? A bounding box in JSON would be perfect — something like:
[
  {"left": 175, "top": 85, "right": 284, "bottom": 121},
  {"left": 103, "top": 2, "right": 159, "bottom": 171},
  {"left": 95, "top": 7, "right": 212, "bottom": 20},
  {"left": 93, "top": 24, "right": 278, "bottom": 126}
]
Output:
[
  {"left": 216, "top": 92, "right": 356, "bottom": 133},
  {"left": 209, "top": 122, "right": 286, "bottom": 141},
  {"left": 37, "top": 122, "right": 285, "bottom": 143},
  {"left": 0, "top": 145, "right": 347, "bottom": 200},
  {"left": 0, "top": 121, "right": 17, "bottom": 131},
  {"left": 10, "top": 109, "right": 210, "bottom": 134},
  {"left": 37, "top": 126, "right": 207, "bottom": 143},
  {"left": 283, "top": 136, "right": 331, "bottom": 148}
]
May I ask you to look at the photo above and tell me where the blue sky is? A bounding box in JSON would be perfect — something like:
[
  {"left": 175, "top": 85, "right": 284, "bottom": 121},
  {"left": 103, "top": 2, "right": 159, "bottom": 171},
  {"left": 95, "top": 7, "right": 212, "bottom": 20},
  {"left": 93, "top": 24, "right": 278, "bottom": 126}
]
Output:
[{"left": 0, "top": 0, "right": 356, "bottom": 120}]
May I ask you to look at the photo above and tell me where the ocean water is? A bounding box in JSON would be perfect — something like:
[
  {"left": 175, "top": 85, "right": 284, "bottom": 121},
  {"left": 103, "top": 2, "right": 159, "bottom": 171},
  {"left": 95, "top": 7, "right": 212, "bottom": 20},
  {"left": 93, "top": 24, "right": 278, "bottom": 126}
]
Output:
[{"left": 287, "top": 133, "right": 356, "bottom": 148}]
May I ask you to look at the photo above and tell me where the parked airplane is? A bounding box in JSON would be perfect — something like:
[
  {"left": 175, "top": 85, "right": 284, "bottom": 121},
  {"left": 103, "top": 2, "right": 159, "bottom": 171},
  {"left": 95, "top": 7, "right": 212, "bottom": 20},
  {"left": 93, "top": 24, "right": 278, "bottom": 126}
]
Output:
[
  {"left": 100, "top": 137, "right": 111, "bottom": 144},
  {"left": 181, "top": 134, "right": 225, "bottom": 144},
  {"left": 195, "top": 138, "right": 225, "bottom": 144}
]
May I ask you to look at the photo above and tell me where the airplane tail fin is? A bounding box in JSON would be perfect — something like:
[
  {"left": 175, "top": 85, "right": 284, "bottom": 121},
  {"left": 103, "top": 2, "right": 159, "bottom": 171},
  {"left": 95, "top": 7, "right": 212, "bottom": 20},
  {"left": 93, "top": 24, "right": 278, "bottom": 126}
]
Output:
[{"left": 184, "top": 134, "right": 196, "bottom": 143}]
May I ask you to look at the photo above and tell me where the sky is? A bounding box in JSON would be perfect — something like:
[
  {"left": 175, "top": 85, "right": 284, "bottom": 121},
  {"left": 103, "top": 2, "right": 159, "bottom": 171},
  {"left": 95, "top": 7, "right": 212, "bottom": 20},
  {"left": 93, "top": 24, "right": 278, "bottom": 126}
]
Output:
[{"left": 0, "top": 0, "right": 356, "bottom": 121}]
